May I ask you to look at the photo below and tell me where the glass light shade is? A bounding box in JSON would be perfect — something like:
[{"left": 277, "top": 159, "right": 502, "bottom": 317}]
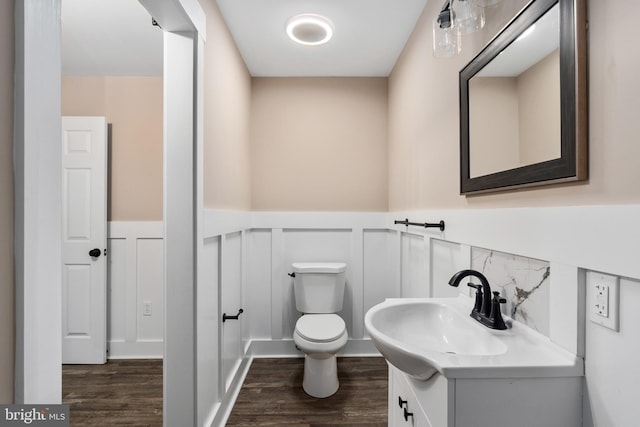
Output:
[
  {"left": 452, "top": 0, "right": 485, "bottom": 35},
  {"left": 432, "top": 13, "right": 461, "bottom": 58},
  {"left": 472, "top": 0, "right": 503, "bottom": 7}
]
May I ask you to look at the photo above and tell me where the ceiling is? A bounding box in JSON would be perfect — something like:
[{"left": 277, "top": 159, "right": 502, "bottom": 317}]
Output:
[
  {"left": 62, "top": 0, "right": 429, "bottom": 77},
  {"left": 216, "top": 0, "right": 428, "bottom": 77},
  {"left": 62, "top": 0, "right": 163, "bottom": 76}
]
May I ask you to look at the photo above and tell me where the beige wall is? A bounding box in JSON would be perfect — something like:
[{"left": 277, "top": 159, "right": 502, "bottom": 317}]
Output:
[
  {"left": 389, "top": 0, "right": 640, "bottom": 208},
  {"left": 63, "top": 0, "right": 254, "bottom": 216},
  {"left": 62, "top": 76, "right": 163, "bottom": 221},
  {"left": 0, "top": 0, "right": 14, "bottom": 404},
  {"left": 251, "top": 77, "right": 388, "bottom": 211},
  {"left": 518, "top": 49, "right": 561, "bottom": 166},
  {"left": 469, "top": 77, "right": 520, "bottom": 177},
  {"left": 201, "top": 0, "right": 252, "bottom": 210}
]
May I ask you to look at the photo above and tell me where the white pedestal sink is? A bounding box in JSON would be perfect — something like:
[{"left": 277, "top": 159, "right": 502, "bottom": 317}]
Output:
[{"left": 364, "top": 296, "right": 582, "bottom": 380}]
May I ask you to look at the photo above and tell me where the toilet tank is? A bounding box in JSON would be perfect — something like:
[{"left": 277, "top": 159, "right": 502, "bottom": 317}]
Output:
[{"left": 292, "top": 262, "right": 346, "bottom": 313}]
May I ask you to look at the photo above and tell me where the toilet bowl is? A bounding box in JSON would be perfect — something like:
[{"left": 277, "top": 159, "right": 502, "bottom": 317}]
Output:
[
  {"left": 294, "top": 313, "right": 348, "bottom": 398},
  {"left": 291, "top": 262, "right": 348, "bottom": 398}
]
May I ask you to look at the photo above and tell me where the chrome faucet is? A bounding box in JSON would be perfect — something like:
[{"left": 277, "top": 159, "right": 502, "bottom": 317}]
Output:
[{"left": 448, "top": 269, "right": 507, "bottom": 330}]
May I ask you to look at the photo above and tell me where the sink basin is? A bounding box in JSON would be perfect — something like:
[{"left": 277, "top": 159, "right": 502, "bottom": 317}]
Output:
[
  {"left": 365, "top": 297, "right": 583, "bottom": 381},
  {"left": 365, "top": 298, "right": 508, "bottom": 379}
]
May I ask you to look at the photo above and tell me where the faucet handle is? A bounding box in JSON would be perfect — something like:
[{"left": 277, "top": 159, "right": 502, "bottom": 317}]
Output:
[
  {"left": 489, "top": 291, "right": 507, "bottom": 330},
  {"left": 492, "top": 291, "right": 506, "bottom": 303},
  {"left": 468, "top": 283, "right": 483, "bottom": 313}
]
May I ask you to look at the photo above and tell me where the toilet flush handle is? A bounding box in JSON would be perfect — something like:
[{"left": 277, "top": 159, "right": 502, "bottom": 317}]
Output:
[{"left": 288, "top": 272, "right": 295, "bottom": 278}]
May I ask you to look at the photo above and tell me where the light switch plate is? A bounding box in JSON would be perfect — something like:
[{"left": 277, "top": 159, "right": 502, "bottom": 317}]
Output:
[
  {"left": 143, "top": 301, "right": 153, "bottom": 316},
  {"left": 587, "top": 271, "right": 619, "bottom": 331}
]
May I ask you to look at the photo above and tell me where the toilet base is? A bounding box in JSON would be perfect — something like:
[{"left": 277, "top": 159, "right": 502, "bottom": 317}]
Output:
[{"left": 302, "top": 353, "right": 339, "bottom": 398}]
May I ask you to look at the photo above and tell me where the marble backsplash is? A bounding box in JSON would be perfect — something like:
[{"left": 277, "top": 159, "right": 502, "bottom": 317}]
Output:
[{"left": 471, "top": 247, "right": 550, "bottom": 336}]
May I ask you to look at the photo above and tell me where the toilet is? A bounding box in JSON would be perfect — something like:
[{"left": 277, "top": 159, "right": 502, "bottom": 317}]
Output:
[{"left": 292, "top": 262, "right": 348, "bottom": 398}]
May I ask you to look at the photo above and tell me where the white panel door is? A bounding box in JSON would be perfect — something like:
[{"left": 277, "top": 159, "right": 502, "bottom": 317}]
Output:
[{"left": 61, "top": 116, "right": 107, "bottom": 364}]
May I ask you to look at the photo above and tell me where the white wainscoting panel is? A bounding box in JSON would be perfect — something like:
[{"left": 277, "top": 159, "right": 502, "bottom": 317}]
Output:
[
  {"left": 237, "top": 213, "right": 396, "bottom": 355},
  {"left": 549, "top": 263, "right": 585, "bottom": 357},
  {"left": 201, "top": 211, "right": 250, "bottom": 427},
  {"left": 203, "top": 211, "right": 394, "bottom": 362},
  {"left": 404, "top": 206, "right": 640, "bottom": 281},
  {"left": 244, "top": 230, "right": 272, "bottom": 341},
  {"left": 107, "top": 221, "right": 163, "bottom": 359},
  {"left": 198, "top": 236, "right": 221, "bottom": 427},
  {"left": 393, "top": 205, "right": 640, "bottom": 356},
  {"left": 363, "top": 229, "right": 401, "bottom": 338},
  {"left": 350, "top": 227, "right": 365, "bottom": 339},
  {"left": 221, "top": 232, "right": 244, "bottom": 392},
  {"left": 430, "top": 239, "right": 469, "bottom": 298},
  {"left": 198, "top": 206, "right": 640, "bottom": 427},
  {"left": 108, "top": 238, "right": 127, "bottom": 343},
  {"left": 269, "top": 228, "right": 285, "bottom": 341},
  {"left": 137, "top": 238, "right": 164, "bottom": 341},
  {"left": 401, "top": 232, "right": 429, "bottom": 298},
  {"left": 584, "top": 276, "right": 640, "bottom": 427}
]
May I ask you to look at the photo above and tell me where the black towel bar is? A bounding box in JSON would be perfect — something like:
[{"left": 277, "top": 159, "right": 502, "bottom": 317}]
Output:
[{"left": 394, "top": 218, "right": 445, "bottom": 231}]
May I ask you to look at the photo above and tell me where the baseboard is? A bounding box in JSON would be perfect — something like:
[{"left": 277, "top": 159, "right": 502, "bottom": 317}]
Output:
[
  {"left": 247, "top": 338, "right": 380, "bottom": 358},
  {"left": 247, "top": 339, "right": 300, "bottom": 358},
  {"left": 108, "top": 340, "right": 163, "bottom": 359},
  {"left": 341, "top": 338, "right": 381, "bottom": 356},
  {"left": 210, "top": 355, "right": 253, "bottom": 427}
]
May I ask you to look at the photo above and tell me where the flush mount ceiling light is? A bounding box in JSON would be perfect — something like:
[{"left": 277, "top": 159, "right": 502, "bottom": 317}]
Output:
[{"left": 286, "top": 14, "right": 334, "bottom": 46}]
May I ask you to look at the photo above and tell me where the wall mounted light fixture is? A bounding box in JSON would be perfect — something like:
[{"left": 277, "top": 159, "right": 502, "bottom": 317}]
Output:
[
  {"left": 473, "top": 0, "right": 503, "bottom": 6},
  {"left": 453, "top": 0, "right": 485, "bottom": 35},
  {"left": 433, "top": 0, "right": 500, "bottom": 57},
  {"left": 433, "top": 1, "right": 460, "bottom": 58}
]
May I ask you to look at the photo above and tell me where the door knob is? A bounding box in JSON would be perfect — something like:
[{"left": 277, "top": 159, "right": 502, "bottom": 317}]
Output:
[{"left": 89, "top": 248, "right": 101, "bottom": 258}]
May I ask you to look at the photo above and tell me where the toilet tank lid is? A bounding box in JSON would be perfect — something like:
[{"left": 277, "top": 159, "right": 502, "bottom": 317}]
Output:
[{"left": 292, "top": 262, "right": 346, "bottom": 273}]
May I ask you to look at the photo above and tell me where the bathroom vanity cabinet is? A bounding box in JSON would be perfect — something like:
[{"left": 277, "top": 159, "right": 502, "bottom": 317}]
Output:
[{"left": 388, "top": 364, "right": 582, "bottom": 427}]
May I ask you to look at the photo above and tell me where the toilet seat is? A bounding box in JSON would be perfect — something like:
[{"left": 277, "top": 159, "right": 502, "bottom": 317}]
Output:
[
  {"left": 293, "top": 313, "right": 348, "bottom": 398},
  {"left": 295, "top": 314, "right": 345, "bottom": 342}
]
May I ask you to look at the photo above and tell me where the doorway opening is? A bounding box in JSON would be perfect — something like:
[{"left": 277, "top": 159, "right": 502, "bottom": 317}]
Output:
[{"left": 60, "top": 0, "right": 164, "bottom": 421}]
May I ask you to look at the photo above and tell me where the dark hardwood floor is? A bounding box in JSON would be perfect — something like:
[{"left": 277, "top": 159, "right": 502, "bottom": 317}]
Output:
[
  {"left": 226, "top": 357, "right": 388, "bottom": 427},
  {"left": 62, "top": 359, "right": 163, "bottom": 426},
  {"left": 62, "top": 356, "right": 388, "bottom": 426}
]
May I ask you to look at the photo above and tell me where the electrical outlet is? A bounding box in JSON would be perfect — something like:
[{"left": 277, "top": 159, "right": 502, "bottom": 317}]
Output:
[
  {"left": 594, "top": 284, "right": 609, "bottom": 317},
  {"left": 143, "top": 301, "right": 153, "bottom": 316},
  {"left": 587, "top": 272, "right": 619, "bottom": 331}
]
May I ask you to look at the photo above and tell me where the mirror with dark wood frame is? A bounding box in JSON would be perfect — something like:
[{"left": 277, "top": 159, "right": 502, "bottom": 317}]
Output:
[{"left": 459, "top": 0, "right": 587, "bottom": 194}]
